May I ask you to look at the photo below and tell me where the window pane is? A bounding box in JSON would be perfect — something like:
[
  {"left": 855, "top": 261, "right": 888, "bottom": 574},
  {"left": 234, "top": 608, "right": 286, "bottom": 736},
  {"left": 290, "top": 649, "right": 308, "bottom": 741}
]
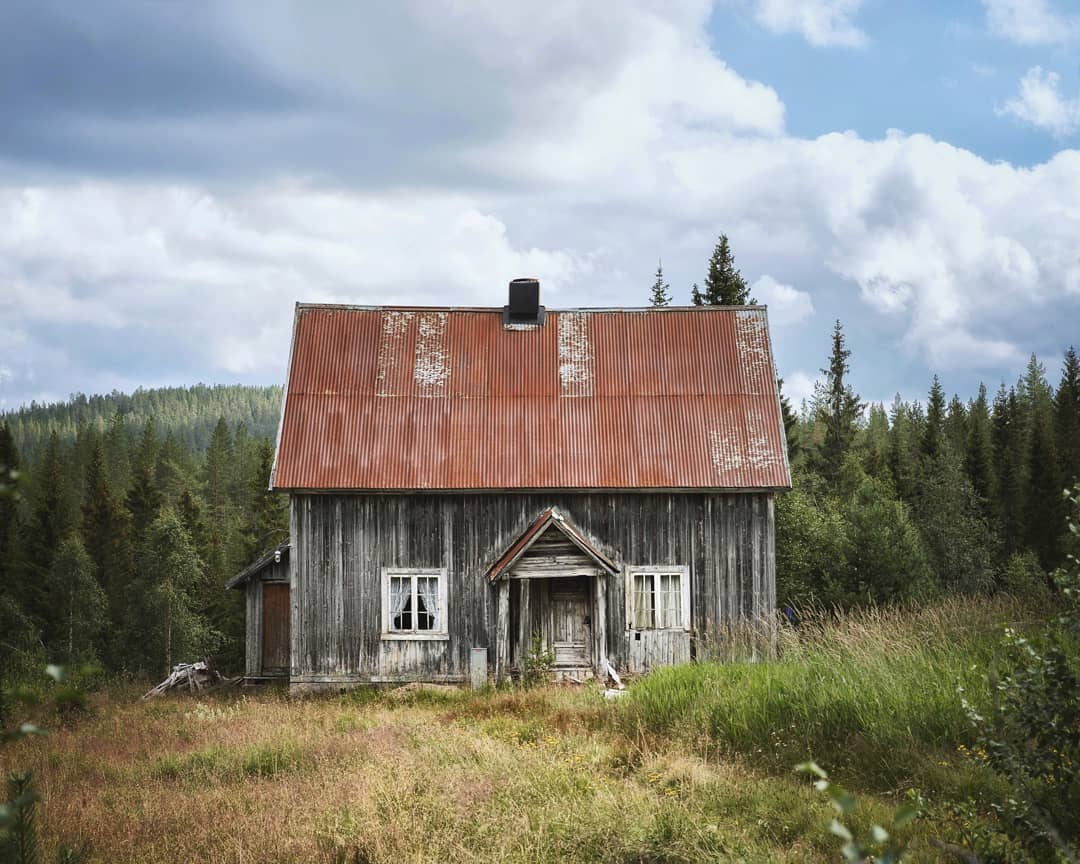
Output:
[
  {"left": 633, "top": 573, "right": 655, "bottom": 629},
  {"left": 416, "top": 576, "right": 439, "bottom": 631},
  {"left": 660, "top": 573, "right": 681, "bottom": 628},
  {"left": 390, "top": 576, "right": 411, "bottom": 631}
]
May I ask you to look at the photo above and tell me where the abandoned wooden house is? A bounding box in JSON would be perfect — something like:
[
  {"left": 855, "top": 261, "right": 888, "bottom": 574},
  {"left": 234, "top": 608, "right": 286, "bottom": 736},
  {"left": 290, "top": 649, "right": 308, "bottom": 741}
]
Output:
[{"left": 230, "top": 279, "right": 791, "bottom": 690}]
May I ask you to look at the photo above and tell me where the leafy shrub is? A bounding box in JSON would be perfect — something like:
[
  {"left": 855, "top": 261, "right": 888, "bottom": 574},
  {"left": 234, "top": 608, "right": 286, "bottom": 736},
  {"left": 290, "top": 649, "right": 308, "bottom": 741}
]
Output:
[{"left": 961, "top": 487, "right": 1080, "bottom": 862}]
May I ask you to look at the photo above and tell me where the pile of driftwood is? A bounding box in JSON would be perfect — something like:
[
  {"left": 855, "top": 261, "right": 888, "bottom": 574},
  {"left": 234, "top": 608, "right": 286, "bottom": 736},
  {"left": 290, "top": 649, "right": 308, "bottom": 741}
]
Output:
[{"left": 142, "top": 661, "right": 231, "bottom": 699}]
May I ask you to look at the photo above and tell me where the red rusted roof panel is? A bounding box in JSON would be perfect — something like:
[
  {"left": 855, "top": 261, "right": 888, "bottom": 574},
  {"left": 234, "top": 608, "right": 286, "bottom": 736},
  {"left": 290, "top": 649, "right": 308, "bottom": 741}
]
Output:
[{"left": 272, "top": 305, "right": 792, "bottom": 490}]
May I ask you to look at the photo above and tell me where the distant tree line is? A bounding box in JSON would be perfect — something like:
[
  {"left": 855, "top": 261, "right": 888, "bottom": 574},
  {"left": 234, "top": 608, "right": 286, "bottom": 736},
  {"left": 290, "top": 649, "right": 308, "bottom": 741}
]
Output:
[
  {"left": 778, "top": 324, "right": 1080, "bottom": 608},
  {"left": 0, "top": 390, "right": 288, "bottom": 680},
  {"left": 4, "top": 383, "right": 282, "bottom": 460},
  {"left": 652, "top": 233, "right": 1079, "bottom": 607}
]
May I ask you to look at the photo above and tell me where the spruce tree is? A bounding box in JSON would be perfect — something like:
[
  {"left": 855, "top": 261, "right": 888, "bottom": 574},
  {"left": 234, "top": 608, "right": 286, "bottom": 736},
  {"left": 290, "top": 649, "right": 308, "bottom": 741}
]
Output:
[
  {"left": 945, "top": 394, "right": 967, "bottom": 456},
  {"left": 0, "top": 424, "right": 20, "bottom": 596},
  {"left": 126, "top": 422, "right": 162, "bottom": 545},
  {"left": 22, "top": 432, "right": 71, "bottom": 633},
  {"left": 132, "top": 507, "right": 215, "bottom": 675},
  {"left": 923, "top": 375, "right": 946, "bottom": 460},
  {"left": 888, "top": 396, "right": 918, "bottom": 501},
  {"left": 203, "top": 416, "right": 235, "bottom": 586},
  {"left": 1025, "top": 397, "right": 1065, "bottom": 570},
  {"left": 992, "top": 385, "right": 1026, "bottom": 554},
  {"left": 1056, "top": 346, "right": 1080, "bottom": 488},
  {"left": 80, "top": 438, "right": 134, "bottom": 662},
  {"left": 965, "top": 383, "right": 996, "bottom": 517},
  {"left": 777, "top": 379, "right": 800, "bottom": 462},
  {"left": 649, "top": 262, "right": 672, "bottom": 307},
  {"left": 812, "top": 320, "right": 865, "bottom": 485},
  {"left": 693, "top": 234, "right": 755, "bottom": 305},
  {"left": 51, "top": 533, "right": 107, "bottom": 664}
]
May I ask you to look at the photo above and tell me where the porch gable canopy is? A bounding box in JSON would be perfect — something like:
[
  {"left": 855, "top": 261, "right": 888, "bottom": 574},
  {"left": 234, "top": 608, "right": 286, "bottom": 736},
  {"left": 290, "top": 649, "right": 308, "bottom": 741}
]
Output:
[{"left": 487, "top": 508, "right": 618, "bottom": 582}]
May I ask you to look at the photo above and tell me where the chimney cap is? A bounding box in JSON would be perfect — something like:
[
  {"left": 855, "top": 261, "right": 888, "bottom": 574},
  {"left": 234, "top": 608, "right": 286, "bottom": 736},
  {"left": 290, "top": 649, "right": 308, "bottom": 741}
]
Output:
[{"left": 504, "top": 277, "right": 545, "bottom": 327}]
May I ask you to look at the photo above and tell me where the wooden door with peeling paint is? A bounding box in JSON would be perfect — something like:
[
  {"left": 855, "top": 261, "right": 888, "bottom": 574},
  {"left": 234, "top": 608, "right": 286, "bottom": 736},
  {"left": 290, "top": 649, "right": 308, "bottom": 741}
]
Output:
[
  {"left": 549, "top": 577, "right": 589, "bottom": 667},
  {"left": 261, "top": 583, "right": 290, "bottom": 675}
]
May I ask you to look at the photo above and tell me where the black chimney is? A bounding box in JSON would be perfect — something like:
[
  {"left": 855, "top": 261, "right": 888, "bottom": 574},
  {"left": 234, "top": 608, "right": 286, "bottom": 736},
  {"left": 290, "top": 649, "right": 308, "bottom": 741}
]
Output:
[{"left": 504, "top": 278, "right": 545, "bottom": 326}]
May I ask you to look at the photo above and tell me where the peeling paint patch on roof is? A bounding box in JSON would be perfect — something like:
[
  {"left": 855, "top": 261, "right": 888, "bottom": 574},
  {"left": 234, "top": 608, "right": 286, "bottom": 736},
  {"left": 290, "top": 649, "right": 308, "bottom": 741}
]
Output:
[
  {"left": 744, "top": 408, "right": 781, "bottom": 471},
  {"left": 414, "top": 311, "right": 449, "bottom": 395},
  {"left": 709, "top": 429, "right": 743, "bottom": 475},
  {"left": 558, "top": 312, "right": 593, "bottom": 396},
  {"left": 734, "top": 309, "right": 772, "bottom": 394},
  {"left": 376, "top": 311, "right": 415, "bottom": 396}
]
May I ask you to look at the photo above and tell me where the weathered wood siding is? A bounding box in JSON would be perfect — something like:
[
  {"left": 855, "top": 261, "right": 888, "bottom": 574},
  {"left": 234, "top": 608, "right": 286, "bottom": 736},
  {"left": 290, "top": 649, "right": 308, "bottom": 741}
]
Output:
[
  {"left": 242, "top": 559, "right": 290, "bottom": 678},
  {"left": 289, "top": 493, "right": 776, "bottom": 687}
]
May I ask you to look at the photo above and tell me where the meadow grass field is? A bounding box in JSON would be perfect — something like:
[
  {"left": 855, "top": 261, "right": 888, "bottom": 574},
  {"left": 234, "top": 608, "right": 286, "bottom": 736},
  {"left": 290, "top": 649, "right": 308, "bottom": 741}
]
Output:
[{"left": 2, "top": 596, "right": 1032, "bottom": 863}]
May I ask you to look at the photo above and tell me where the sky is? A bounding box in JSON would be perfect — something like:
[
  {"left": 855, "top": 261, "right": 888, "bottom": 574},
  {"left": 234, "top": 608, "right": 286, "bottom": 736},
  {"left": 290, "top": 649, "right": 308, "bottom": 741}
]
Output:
[{"left": 2, "top": 0, "right": 1080, "bottom": 412}]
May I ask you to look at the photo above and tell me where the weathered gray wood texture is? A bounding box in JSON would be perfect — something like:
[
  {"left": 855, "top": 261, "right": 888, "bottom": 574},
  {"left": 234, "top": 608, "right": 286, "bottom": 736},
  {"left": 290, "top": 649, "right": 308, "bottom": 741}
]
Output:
[
  {"left": 288, "top": 493, "right": 775, "bottom": 687},
  {"left": 242, "top": 559, "right": 290, "bottom": 678}
]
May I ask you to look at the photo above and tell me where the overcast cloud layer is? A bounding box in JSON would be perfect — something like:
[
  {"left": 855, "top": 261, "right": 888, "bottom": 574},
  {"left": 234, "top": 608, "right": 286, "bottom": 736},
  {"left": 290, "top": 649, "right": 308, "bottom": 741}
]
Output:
[{"left": 2, "top": 0, "right": 1079, "bottom": 410}]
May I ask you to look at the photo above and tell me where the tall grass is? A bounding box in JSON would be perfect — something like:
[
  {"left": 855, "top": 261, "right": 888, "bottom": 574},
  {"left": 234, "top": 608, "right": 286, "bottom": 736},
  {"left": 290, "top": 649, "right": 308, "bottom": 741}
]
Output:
[{"left": 617, "top": 596, "right": 1029, "bottom": 790}]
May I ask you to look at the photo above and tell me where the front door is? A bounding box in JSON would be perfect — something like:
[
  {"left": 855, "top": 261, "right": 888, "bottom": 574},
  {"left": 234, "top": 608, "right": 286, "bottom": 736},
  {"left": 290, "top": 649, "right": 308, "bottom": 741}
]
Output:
[
  {"left": 261, "top": 583, "right": 290, "bottom": 675},
  {"left": 549, "top": 577, "right": 590, "bottom": 667}
]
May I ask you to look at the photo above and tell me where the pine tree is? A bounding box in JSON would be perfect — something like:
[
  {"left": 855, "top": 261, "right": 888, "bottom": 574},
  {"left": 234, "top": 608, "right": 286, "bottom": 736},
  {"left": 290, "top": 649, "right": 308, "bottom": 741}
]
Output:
[
  {"left": 51, "top": 533, "right": 107, "bottom": 664},
  {"left": 649, "top": 262, "right": 671, "bottom": 307},
  {"left": 965, "top": 383, "right": 996, "bottom": 517},
  {"left": 923, "top": 375, "right": 946, "bottom": 460},
  {"left": 1056, "top": 346, "right": 1080, "bottom": 488},
  {"left": 812, "top": 320, "right": 865, "bottom": 485},
  {"left": 694, "top": 234, "right": 754, "bottom": 306}
]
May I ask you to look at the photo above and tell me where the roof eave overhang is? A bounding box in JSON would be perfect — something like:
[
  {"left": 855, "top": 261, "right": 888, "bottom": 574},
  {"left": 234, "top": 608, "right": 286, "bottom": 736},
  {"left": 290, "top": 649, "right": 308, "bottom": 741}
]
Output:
[
  {"left": 225, "top": 542, "right": 291, "bottom": 590},
  {"left": 271, "top": 485, "right": 793, "bottom": 495}
]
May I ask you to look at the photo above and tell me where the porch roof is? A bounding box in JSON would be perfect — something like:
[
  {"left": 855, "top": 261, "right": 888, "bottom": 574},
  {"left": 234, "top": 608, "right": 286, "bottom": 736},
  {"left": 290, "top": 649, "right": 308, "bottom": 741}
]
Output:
[{"left": 486, "top": 508, "right": 618, "bottom": 582}]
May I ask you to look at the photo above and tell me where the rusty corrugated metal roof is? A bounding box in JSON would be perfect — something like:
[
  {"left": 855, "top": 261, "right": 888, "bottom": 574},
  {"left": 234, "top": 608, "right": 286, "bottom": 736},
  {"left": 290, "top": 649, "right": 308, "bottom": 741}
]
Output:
[{"left": 270, "top": 304, "right": 792, "bottom": 491}]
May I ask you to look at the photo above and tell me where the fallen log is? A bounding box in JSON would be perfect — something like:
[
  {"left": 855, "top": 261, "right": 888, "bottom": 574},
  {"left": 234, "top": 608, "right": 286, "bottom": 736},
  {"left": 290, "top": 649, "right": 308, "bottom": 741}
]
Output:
[{"left": 142, "top": 661, "right": 226, "bottom": 699}]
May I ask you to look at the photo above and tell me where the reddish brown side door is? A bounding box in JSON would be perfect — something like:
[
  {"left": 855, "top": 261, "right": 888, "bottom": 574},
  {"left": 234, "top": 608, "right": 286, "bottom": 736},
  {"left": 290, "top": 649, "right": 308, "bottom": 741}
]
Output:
[{"left": 261, "top": 583, "right": 290, "bottom": 675}]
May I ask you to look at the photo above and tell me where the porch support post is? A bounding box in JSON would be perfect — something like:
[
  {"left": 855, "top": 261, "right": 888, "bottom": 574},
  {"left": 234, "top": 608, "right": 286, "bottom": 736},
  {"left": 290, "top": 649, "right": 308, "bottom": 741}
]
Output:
[
  {"left": 518, "top": 578, "right": 531, "bottom": 667},
  {"left": 593, "top": 573, "right": 608, "bottom": 676},
  {"left": 496, "top": 579, "right": 510, "bottom": 684}
]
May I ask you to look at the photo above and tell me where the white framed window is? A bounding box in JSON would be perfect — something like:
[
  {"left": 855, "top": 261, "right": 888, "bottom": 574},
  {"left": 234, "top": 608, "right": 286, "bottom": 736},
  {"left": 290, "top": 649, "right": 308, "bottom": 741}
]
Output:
[
  {"left": 625, "top": 566, "right": 690, "bottom": 631},
  {"left": 382, "top": 568, "right": 448, "bottom": 640}
]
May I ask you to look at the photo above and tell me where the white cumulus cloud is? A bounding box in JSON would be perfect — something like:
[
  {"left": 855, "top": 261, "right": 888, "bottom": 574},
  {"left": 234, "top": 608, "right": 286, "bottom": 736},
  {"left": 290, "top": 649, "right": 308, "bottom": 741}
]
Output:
[
  {"left": 751, "top": 275, "right": 815, "bottom": 326},
  {"left": 998, "top": 67, "right": 1080, "bottom": 137},
  {"left": 751, "top": 0, "right": 868, "bottom": 47},
  {"left": 982, "top": 0, "right": 1079, "bottom": 45}
]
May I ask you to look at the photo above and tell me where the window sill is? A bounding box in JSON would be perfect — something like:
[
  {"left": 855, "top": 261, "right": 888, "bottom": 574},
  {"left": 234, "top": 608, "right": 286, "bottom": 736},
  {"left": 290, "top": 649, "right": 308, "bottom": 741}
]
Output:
[{"left": 381, "top": 632, "right": 450, "bottom": 642}]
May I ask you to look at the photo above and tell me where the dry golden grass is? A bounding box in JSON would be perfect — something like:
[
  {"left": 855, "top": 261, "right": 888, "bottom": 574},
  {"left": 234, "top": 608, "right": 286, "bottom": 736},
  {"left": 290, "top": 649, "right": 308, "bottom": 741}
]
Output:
[{"left": 0, "top": 683, "right": 938, "bottom": 864}]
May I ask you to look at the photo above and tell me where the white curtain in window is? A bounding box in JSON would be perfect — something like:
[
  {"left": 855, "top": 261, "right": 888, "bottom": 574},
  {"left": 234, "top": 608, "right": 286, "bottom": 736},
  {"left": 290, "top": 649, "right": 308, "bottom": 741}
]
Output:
[
  {"left": 417, "top": 576, "right": 439, "bottom": 630},
  {"left": 633, "top": 573, "right": 654, "bottom": 629},
  {"left": 659, "top": 573, "right": 681, "bottom": 628},
  {"left": 390, "top": 576, "right": 410, "bottom": 629}
]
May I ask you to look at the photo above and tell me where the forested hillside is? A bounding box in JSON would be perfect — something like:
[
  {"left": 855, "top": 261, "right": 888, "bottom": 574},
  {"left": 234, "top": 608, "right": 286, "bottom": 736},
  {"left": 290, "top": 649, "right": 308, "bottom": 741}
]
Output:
[
  {"left": 0, "top": 393, "right": 288, "bottom": 679},
  {"left": 3, "top": 384, "right": 282, "bottom": 459}
]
